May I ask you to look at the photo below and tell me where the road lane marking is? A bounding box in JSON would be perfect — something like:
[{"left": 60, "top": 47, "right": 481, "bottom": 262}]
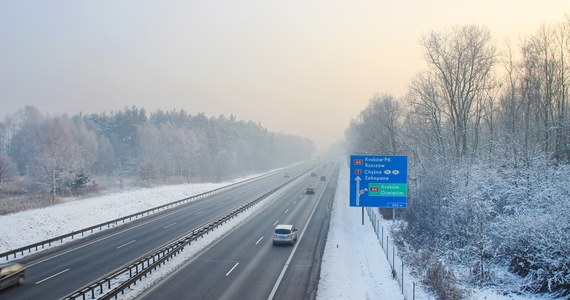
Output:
[
  {"left": 216, "top": 201, "right": 225, "bottom": 206},
  {"left": 163, "top": 222, "right": 177, "bottom": 229},
  {"left": 285, "top": 209, "right": 289, "bottom": 214},
  {"left": 255, "top": 236, "right": 264, "bottom": 245},
  {"left": 293, "top": 201, "right": 297, "bottom": 205},
  {"left": 196, "top": 211, "right": 205, "bottom": 215},
  {"left": 116, "top": 240, "right": 136, "bottom": 249},
  {"left": 273, "top": 220, "right": 279, "bottom": 226},
  {"left": 35, "top": 268, "right": 69, "bottom": 284},
  {"left": 226, "top": 262, "right": 239, "bottom": 276}
]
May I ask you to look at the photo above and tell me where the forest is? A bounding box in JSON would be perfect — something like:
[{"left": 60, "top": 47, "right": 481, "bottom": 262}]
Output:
[
  {"left": 0, "top": 106, "right": 314, "bottom": 213},
  {"left": 345, "top": 20, "right": 570, "bottom": 297}
]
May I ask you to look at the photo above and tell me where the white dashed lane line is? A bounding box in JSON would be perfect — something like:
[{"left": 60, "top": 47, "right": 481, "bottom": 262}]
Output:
[
  {"left": 255, "top": 236, "right": 264, "bottom": 245},
  {"left": 163, "top": 223, "right": 176, "bottom": 229},
  {"left": 116, "top": 240, "right": 136, "bottom": 249},
  {"left": 226, "top": 263, "right": 239, "bottom": 276},
  {"left": 35, "top": 268, "right": 70, "bottom": 285}
]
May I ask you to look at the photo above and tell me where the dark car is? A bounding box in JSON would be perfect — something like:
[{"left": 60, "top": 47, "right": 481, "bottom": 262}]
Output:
[
  {"left": 305, "top": 187, "right": 315, "bottom": 194},
  {"left": 310, "top": 172, "right": 317, "bottom": 177},
  {"left": 320, "top": 175, "right": 326, "bottom": 181},
  {"left": 0, "top": 262, "right": 25, "bottom": 291},
  {"left": 284, "top": 172, "right": 290, "bottom": 178}
]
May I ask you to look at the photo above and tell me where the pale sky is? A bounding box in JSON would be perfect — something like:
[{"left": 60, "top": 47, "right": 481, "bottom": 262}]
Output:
[{"left": 2, "top": 1, "right": 569, "bottom": 151}]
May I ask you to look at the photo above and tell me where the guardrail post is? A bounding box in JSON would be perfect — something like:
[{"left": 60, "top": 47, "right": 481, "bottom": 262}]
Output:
[
  {"left": 392, "top": 246, "right": 396, "bottom": 273},
  {"left": 401, "top": 260, "right": 404, "bottom": 294},
  {"left": 386, "top": 236, "right": 389, "bottom": 260},
  {"left": 381, "top": 227, "right": 384, "bottom": 249},
  {"left": 377, "top": 220, "right": 379, "bottom": 236}
]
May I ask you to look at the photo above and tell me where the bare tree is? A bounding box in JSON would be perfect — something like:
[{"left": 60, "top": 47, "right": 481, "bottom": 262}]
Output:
[
  {"left": 518, "top": 21, "right": 570, "bottom": 163},
  {"left": 420, "top": 25, "right": 496, "bottom": 158},
  {"left": 345, "top": 94, "right": 403, "bottom": 155},
  {"left": 33, "top": 116, "right": 85, "bottom": 199},
  {"left": 407, "top": 72, "right": 449, "bottom": 159}
]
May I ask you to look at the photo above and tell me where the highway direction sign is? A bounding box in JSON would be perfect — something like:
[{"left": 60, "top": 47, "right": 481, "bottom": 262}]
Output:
[{"left": 349, "top": 155, "right": 408, "bottom": 208}]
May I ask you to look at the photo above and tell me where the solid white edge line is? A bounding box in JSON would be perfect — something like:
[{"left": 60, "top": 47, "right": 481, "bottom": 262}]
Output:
[
  {"left": 35, "top": 268, "right": 70, "bottom": 285},
  {"left": 255, "top": 236, "right": 264, "bottom": 245},
  {"left": 116, "top": 240, "right": 137, "bottom": 249},
  {"left": 267, "top": 171, "right": 331, "bottom": 300},
  {"left": 226, "top": 262, "right": 239, "bottom": 276}
]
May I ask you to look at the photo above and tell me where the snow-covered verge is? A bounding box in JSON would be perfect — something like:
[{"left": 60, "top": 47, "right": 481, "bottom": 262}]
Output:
[{"left": 316, "top": 160, "right": 406, "bottom": 300}]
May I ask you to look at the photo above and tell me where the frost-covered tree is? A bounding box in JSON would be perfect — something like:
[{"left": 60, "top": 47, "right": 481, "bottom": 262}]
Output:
[
  {"left": 345, "top": 94, "right": 403, "bottom": 155},
  {"left": 416, "top": 25, "right": 496, "bottom": 158},
  {"left": 0, "top": 154, "right": 17, "bottom": 189}
]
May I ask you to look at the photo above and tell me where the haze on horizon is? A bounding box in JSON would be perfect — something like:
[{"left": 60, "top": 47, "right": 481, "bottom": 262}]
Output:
[{"left": 1, "top": 1, "right": 569, "bottom": 151}]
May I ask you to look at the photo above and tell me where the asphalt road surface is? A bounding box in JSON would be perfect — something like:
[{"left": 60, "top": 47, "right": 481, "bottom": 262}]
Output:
[{"left": 139, "top": 164, "right": 338, "bottom": 300}]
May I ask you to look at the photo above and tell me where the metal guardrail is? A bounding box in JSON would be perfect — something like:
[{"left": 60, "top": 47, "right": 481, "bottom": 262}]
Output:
[
  {"left": 62, "top": 177, "right": 295, "bottom": 300},
  {"left": 0, "top": 168, "right": 285, "bottom": 262}
]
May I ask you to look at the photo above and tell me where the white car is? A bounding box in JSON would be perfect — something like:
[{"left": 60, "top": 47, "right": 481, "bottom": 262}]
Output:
[{"left": 272, "top": 224, "right": 298, "bottom": 245}]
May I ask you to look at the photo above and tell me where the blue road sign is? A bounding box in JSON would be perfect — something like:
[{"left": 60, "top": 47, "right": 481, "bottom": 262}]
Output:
[{"left": 350, "top": 155, "right": 408, "bottom": 208}]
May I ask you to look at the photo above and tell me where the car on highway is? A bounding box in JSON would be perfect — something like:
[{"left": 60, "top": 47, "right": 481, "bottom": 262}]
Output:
[
  {"left": 305, "top": 187, "right": 315, "bottom": 195},
  {"left": 272, "top": 224, "right": 298, "bottom": 245},
  {"left": 284, "top": 172, "right": 290, "bottom": 178},
  {"left": 320, "top": 175, "right": 326, "bottom": 181},
  {"left": 0, "top": 262, "right": 25, "bottom": 291},
  {"left": 310, "top": 172, "right": 317, "bottom": 177}
]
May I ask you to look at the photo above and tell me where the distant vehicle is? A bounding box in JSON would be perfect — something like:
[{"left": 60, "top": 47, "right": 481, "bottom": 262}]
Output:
[
  {"left": 284, "top": 172, "right": 290, "bottom": 178},
  {"left": 305, "top": 187, "right": 315, "bottom": 195},
  {"left": 272, "top": 224, "right": 298, "bottom": 245},
  {"left": 320, "top": 175, "right": 326, "bottom": 181},
  {"left": 0, "top": 262, "right": 25, "bottom": 291},
  {"left": 310, "top": 172, "right": 317, "bottom": 177}
]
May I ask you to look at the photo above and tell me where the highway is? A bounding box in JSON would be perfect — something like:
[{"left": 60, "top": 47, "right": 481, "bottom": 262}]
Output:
[
  {"left": 139, "top": 164, "right": 338, "bottom": 300},
  {"left": 1, "top": 162, "right": 321, "bottom": 300}
]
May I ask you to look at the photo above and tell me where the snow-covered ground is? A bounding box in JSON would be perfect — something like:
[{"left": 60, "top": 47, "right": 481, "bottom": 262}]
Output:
[
  {"left": 0, "top": 165, "right": 551, "bottom": 299},
  {"left": 316, "top": 162, "right": 405, "bottom": 300}
]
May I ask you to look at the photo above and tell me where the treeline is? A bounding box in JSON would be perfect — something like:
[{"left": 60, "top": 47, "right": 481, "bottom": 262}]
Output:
[
  {"left": 346, "top": 20, "right": 569, "bottom": 297},
  {"left": 0, "top": 106, "right": 314, "bottom": 200}
]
